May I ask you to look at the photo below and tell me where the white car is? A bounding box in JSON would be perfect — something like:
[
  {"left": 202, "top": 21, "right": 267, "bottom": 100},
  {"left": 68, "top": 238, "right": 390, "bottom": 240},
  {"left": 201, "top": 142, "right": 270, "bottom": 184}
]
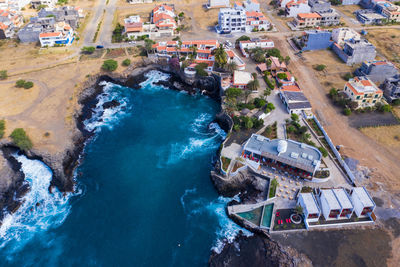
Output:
[{"left": 225, "top": 40, "right": 233, "bottom": 48}]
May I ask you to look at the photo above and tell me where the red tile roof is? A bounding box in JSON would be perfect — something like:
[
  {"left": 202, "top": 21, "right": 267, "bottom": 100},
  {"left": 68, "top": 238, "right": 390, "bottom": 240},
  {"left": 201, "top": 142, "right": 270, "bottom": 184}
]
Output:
[{"left": 40, "top": 32, "right": 62, "bottom": 38}]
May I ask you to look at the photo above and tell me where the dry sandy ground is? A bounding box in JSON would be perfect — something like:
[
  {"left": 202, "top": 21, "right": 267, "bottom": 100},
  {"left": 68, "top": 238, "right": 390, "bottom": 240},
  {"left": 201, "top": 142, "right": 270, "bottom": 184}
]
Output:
[
  {"left": 272, "top": 35, "right": 400, "bottom": 267},
  {"left": 0, "top": 43, "right": 142, "bottom": 155},
  {"left": 365, "top": 28, "right": 400, "bottom": 69}
]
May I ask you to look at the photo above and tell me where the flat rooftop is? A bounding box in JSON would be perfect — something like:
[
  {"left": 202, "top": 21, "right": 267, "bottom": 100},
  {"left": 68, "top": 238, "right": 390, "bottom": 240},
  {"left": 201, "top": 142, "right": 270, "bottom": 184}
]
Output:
[
  {"left": 333, "top": 188, "right": 353, "bottom": 209},
  {"left": 352, "top": 187, "right": 375, "bottom": 207},
  {"left": 321, "top": 189, "right": 341, "bottom": 210},
  {"left": 300, "top": 193, "right": 320, "bottom": 214},
  {"left": 244, "top": 134, "right": 321, "bottom": 173}
]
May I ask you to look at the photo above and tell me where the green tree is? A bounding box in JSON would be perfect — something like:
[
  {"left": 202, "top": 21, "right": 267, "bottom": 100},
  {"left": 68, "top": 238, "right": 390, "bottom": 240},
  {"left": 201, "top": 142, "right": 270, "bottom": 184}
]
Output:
[
  {"left": 233, "top": 124, "right": 241, "bottom": 132},
  {"left": 393, "top": 99, "right": 400, "bottom": 106},
  {"left": 277, "top": 72, "right": 288, "bottom": 80},
  {"left": 102, "top": 59, "right": 118, "bottom": 71},
  {"left": 343, "top": 108, "right": 352, "bottom": 116},
  {"left": 253, "top": 50, "right": 265, "bottom": 63},
  {"left": 10, "top": 128, "right": 33, "bottom": 151},
  {"left": 226, "top": 61, "right": 237, "bottom": 73},
  {"left": 82, "top": 46, "right": 95, "bottom": 54},
  {"left": 0, "top": 70, "right": 7, "bottom": 80},
  {"left": 291, "top": 113, "right": 299, "bottom": 122},
  {"left": 122, "top": 59, "right": 131, "bottom": 66},
  {"left": 236, "top": 35, "right": 250, "bottom": 44},
  {"left": 379, "top": 104, "right": 392, "bottom": 113},
  {"left": 112, "top": 23, "right": 124, "bottom": 43},
  {"left": 266, "top": 102, "right": 275, "bottom": 110},
  {"left": 245, "top": 119, "right": 253, "bottom": 129},
  {"left": 343, "top": 72, "right": 353, "bottom": 81},
  {"left": 225, "top": 87, "right": 243, "bottom": 99},
  {"left": 329, "top": 88, "right": 338, "bottom": 98},
  {"left": 263, "top": 88, "right": 271, "bottom": 99},
  {"left": 266, "top": 48, "right": 281, "bottom": 58},
  {"left": 214, "top": 44, "right": 227, "bottom": 68},
  {"left": 254, "top": 98, "right": 266, "bottom": 108},
  {"left": 284, "top": 56, "right": 291, "bottom": 66},
  {"left": 144, "top": 38, "right": 155, "bottom": 55}
]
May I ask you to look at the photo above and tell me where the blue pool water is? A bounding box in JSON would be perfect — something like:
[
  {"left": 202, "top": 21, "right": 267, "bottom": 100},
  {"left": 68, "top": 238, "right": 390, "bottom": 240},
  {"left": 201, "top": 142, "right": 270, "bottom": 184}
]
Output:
[{"left": 0, "top": 70, "right": 250, "bottom": 266}]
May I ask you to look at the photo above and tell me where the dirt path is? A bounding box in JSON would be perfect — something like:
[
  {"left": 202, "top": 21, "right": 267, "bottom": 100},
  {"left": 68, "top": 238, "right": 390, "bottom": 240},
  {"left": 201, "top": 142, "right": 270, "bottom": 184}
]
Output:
[{"left": 273, "top": 36, "right": 400, "bottom": 191}]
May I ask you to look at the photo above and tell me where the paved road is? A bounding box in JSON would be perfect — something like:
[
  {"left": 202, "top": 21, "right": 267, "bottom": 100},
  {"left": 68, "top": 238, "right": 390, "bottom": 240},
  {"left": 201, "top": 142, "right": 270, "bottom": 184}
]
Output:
[{"left": 83, "top": 0, "right": 107, "bottom": 46}]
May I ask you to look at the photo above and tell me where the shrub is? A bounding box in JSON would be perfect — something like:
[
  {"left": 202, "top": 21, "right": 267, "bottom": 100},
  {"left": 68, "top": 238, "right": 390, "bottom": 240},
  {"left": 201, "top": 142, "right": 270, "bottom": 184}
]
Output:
[
  {"left": 343, "top": 72, "right": 353, "bottom": 81},
  {"left": 16, "top": 79, "right": 26, "bottom": 88},
  {"left": 266, "top": 102, "right": 275, "bottom": 111},
  {"left": 225, "top": 87, "right": 243, "bottom": 99},
  {"left": 245, "top": 119, "right": 253, "bottom": 129},
  {"left": 0, "top": 70, "right": 7, "bottom": 80},
  {"left": 0, "top": 120, "right": 5, "bottom": 138},
  {"left": 318, "top": 146, "right": 328, "bottom": 157},
  {"left": 112, "top": 23, "right": 124, "bottom": 43},
  {"left": 329, "top": 88, "right": 338, "bottom": 98},
  {"left": 252, "top": 118, "right": 264, "bottom": 128},
  {"left": 102, "top": 59, "right": 118, "bottom": 71},
  {"left": 314, "top": 64, "right": 326, "bottom": 71},
  {"left": 379, "top": 104, "right": 392, "bottom": 113},
  {"left": 266, "top": 48, "right": 281, "bottom": 58},
  {"left": 269, "top": 179, "right": 278, "bottom": 198},
  {"left": 195, "top": 63, "right": 208, "bottom": 77},
  {"left": 277, "top": 72, "right": 288, "bottom": 80},
  {"left": 236, "top": 35, "right": 250, "bottom": 44},
  {"left": 233, "top": 124, "right": 241, "bottom": 132},
  {"left": 264, "top": 76, "right": 275, "bottom": 89},
  {"left": 254, "top": 98, "right": 266, "bottom": 108},
  {"left": 343, "top": 108, "right": 352, "bottom": 116},
  {"left": 10, "top": 128, "right": 33, "bottom": 151},
  {"left": 393, "top": 99, "right": 400, "bottom": 106},
  {"left": 82, "top": 46, "right": 95, "bottom": 54},
  {"left": 291, "top": 113, "right": 299, "bottom": 122},
  {"left": 23, "top": 81, "right": 34, "bottom": 89},
  {"left": 122, "top": 59, "right": 131, "bottom": 66}
]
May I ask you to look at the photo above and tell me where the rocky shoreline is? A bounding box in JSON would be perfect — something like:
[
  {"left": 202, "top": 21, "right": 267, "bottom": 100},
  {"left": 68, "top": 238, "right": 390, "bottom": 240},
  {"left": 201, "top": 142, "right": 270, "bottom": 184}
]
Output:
[{"left": 0, "top": 63, "right": 302, "bottom": 265}]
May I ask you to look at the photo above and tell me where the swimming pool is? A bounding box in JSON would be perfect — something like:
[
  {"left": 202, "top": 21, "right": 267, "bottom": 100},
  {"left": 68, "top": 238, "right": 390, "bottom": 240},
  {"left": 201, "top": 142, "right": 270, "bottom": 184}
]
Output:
[
  {"left": 237, "top": 206, "right": 263, "bottom": 226},
  {"left": 261, "top": 203, "right": 274, "bottom": 228}
]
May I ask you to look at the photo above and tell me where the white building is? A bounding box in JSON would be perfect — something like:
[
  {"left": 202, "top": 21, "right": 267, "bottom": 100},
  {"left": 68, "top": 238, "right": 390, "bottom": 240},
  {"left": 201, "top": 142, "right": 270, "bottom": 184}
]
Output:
[
  {"left": 232, "top": 70, "right": 254, "bottom": 89},
  {"left": 331, "top": 27, "right": 360, "bottom": 46},
  {"left": 318, "top": 189, "right": 342, "bottom": 220},
  {"left": 332, "top": 188, "right": 354, "bottom": 219},
  {"left": 216, "top": 7, "right": 247, "bottom": 34},
  {"left": 239, "top": 39, "right": 274, "bottom": 57},
  {"left": 129, "top": 0, "right": 153, "bottom": 4},
  {"left": 1, "top": 0, "right": 30, "bottom": 10},
  {"left": 235, "top": 0, "right": 261, "bottom": 12},
  {"left": 207, "top": 0, "right": 230, "bottom": 9},
  {"left": 285, "top": 0, "right": 311, "bottom": 18},
  {"left": 350, "top": 187, "right": 375, "bottom": 218},
  {"left": 31, "top": 0, "right": 57, "bottom": 9},
  {"left": 39, "top": 22, "right": 74, "bottom": 47},
  {"left": 297, "top": 193, "right": 321, "bottom": 228}
]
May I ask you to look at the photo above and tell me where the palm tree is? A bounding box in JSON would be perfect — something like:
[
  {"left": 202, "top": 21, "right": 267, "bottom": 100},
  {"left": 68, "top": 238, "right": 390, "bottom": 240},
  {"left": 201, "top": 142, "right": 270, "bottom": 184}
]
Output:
[
  {"left": 214, "top": 44, "right": 227, "bottom": 69},
  {"left": 226, "top": 61, "right": 237, "bottom": 73}
]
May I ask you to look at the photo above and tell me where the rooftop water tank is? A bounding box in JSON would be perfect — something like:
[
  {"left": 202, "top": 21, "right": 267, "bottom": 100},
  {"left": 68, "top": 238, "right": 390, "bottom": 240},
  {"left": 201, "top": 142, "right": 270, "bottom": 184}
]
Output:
[{"left": 277, "top": 140, "right": 287, "bottom": 154}]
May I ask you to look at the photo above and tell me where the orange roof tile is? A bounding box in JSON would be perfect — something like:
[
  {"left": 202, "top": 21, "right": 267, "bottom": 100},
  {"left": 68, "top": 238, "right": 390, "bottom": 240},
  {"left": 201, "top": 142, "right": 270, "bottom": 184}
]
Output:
[
  {"left": 297, "top": 13, "right": 321, "bottom": 19},
  {"left": 281, "top": 85, "right": 301, "bottom": 92},
  {"left": 40, "top": 32, "right": 62, "bottom": 38}
]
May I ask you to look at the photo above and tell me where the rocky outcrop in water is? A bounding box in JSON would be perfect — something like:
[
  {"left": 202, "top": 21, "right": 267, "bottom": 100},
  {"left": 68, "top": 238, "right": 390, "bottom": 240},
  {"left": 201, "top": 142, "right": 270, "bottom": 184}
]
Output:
[
  {"left": 210, "top": 169, "right": 268, "bottom": 203},
  {"left": 209, "top": 233, "right": 311, "bottom": 267},
  {"left": 0, "top": 146, "right": 27, "bottom": 220}
]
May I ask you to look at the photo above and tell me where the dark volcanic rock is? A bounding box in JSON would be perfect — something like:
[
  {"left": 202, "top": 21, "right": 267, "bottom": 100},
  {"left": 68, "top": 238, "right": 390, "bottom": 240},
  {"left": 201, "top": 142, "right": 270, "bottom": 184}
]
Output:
[
  {"left": 209, "top": 233, "right": 299, "bottom": 267},
  {"left": 210, "top": 169, "right": 268, "bottom": 202},
  {"left": 102, "top": 99, "right": 121, "bottom": 109}
]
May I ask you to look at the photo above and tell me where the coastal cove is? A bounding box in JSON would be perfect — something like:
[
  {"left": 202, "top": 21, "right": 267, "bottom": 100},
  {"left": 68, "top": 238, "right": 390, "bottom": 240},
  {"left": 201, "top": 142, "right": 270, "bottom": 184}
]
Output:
[{"left": 0, "top": 69, "right": 253, "bottom": 265}]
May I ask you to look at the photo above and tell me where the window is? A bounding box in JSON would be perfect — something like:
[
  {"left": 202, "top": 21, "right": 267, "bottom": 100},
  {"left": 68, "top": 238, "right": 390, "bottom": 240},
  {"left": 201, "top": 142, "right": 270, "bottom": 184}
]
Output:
[
  {"left": 356, "top": 96, "right": 360, "bottom": 99},
  {"left": 374, "top": 94, "right": 379, "bottom": 98},
  {"left": 362, "top": 99, "right": 366, "bottom": 102},
  {"left": 373, "top": 100, "right": 376, "bottom": 103}
]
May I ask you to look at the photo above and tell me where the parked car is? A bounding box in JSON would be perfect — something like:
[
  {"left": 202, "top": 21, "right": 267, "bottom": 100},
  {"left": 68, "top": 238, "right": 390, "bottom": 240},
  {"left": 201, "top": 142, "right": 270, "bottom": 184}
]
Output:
[
  {"left": 96, "top": 45, "right": 104, "bottom": 49},
  {"left": 225, "top": 40, "right": 233, "bottom": 48}
]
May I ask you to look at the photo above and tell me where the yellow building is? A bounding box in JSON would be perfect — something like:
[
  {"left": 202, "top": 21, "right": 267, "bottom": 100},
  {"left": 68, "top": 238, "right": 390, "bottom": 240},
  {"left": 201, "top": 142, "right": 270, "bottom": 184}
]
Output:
[{"left": 343, "top": 76, "right": 383, "bottom": 109}]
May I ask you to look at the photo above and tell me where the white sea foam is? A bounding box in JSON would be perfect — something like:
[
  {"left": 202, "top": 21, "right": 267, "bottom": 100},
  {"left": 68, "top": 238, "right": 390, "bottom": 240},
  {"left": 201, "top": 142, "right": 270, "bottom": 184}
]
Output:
[
  {"left": 180, "top": 191, "right": 251, "bottom": 255},
  {"left": 139, "top": 70, "right": 170, "bottom": 91},
  {"left": 84, "top": 81, "right": 129, "bottom": 132},
  {"left": 0, "top": 155, "right": 73, "bottom": 251}
]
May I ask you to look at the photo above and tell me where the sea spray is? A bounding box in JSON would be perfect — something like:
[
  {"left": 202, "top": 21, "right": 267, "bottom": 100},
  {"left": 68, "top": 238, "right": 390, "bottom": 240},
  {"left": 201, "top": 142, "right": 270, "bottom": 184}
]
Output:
[
  {"left": 84, "top": 81, "right": 130, "bottom": 132},
  {"left": 0, "top": 155, "right": 72, "bottom": 251},
  {"left": 180, "top": 189, "right": 252, "bottom": 254}
]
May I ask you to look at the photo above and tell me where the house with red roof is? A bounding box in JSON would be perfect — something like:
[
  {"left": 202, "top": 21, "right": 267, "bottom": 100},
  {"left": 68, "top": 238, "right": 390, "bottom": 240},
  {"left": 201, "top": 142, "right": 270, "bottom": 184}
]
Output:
[
  {"left": 0, "top": 9, "right": 22, "bottom": 39},
  {"left": 292, "top": 12, "right": 322, "bottom": 28},
  {"left": 39, "top": 21, "right": 74, "bottom": 47},
  {"left": 343, "top": 76, "right": 383, "bottom": 109},
  {"left": 285, "top": 0, "right": 311, "bottom": 17}
]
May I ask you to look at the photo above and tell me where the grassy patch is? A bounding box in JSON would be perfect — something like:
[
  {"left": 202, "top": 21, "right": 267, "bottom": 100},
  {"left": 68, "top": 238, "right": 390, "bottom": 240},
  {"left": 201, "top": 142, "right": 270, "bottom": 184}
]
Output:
[
  {"left": 231, "top": 161, "right": 244, "bottom": 173},
  {"left": 262, "top": 121, "right": 277, "bottom": 139},
  {"left": 221, "top": 156, "right": 231, "bottom": 172},
  {"left": 0, "top": 120, "right": 5, "bottom": 138},
  {"left": 269, "top": 179, "right": 278, "bottom": 198}
]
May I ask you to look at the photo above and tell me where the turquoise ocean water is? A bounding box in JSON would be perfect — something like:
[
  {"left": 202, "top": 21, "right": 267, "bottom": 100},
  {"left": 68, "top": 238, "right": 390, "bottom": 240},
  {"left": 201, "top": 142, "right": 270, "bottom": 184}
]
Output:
[{"left": 0, "top": 70, "right": 249, "bottom": 266}]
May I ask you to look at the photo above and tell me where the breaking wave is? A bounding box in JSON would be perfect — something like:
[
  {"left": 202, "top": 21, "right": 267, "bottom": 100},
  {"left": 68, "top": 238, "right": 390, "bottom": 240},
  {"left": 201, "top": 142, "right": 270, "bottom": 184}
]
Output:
[
  {"left": 0, "top": 155, "right": 73, "bottom": 253},
  {"left": 84, "top": 81, "right": 130, "bottom": 132},
  {"left": 139, "top": 70, "right": 171, "bottom": 91},
  {"left": 180, "top": 190, "right": 252, "bottom": 254}
]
